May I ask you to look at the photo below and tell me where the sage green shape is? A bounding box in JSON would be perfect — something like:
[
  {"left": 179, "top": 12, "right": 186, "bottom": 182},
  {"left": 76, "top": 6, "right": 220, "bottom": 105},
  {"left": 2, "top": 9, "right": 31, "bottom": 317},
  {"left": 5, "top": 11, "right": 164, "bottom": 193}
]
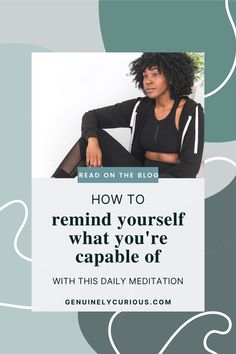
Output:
[
  {"left": 99, "top": 0, "right": 236, "bottom": 142},
  {"left": 79, "top": 177, "right": 236, "bottom": 354},
  {"left": 0, "top": 44, "right": 95, "bottom": 354}
]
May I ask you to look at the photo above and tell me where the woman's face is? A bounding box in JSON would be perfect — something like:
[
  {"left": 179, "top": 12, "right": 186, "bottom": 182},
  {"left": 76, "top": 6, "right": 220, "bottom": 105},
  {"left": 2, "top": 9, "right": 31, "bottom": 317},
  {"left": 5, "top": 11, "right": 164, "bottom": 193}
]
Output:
[{"left": 143, "top": 66, "right": 170, "bottom": 99}]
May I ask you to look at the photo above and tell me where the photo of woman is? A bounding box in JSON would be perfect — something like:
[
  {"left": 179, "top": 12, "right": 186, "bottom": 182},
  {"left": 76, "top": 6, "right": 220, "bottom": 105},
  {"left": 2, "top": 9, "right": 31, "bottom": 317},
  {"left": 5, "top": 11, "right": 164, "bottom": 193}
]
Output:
[
  {"left": 32, "top": 52, "right": 204, "bottom": 178},
  {"left": 42, "top": 52, "right": 204, "bottom": 178}
]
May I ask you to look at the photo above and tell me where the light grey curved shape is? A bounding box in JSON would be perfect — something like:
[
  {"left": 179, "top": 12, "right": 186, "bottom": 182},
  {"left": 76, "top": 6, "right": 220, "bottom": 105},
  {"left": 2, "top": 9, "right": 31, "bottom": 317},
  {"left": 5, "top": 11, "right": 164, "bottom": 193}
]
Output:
[
  {"left": 0, "top": 1, "right": 104, "bottom": 52},
  {"left": 204, "top": 141, "right": 236, "bottom": 198}
]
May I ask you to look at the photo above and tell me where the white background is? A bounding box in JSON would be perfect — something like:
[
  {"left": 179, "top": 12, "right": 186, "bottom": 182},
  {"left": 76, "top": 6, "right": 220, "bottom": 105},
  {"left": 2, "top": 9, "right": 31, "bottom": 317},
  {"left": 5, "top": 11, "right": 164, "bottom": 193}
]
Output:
[
  {"left": 32, "top": 53, "right": 204, "bottom": 177},
  {"left": 32, "top": 179, "right": 204, "bottom": 312}
]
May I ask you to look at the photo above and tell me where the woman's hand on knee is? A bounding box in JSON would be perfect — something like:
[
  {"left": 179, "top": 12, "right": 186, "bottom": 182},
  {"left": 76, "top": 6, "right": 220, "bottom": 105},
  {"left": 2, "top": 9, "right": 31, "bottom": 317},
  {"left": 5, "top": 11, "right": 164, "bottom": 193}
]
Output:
[{"left": 86, "top": 137, "right": 102, "bottom": 167}]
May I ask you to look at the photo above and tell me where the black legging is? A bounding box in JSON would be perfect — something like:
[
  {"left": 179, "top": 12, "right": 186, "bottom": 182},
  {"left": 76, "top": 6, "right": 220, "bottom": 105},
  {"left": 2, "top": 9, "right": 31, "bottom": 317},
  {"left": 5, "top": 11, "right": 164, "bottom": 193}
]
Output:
[{"left": 52, "top": 129, "right": 142, "bottom": 178}]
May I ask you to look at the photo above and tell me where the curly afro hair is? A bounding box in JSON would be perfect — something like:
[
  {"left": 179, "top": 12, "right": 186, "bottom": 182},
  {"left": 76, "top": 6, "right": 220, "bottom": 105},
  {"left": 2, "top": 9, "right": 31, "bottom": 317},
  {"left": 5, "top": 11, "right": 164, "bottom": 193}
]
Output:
[{"left": 129, "top": 53, "right": 195, "bottom": 99}]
